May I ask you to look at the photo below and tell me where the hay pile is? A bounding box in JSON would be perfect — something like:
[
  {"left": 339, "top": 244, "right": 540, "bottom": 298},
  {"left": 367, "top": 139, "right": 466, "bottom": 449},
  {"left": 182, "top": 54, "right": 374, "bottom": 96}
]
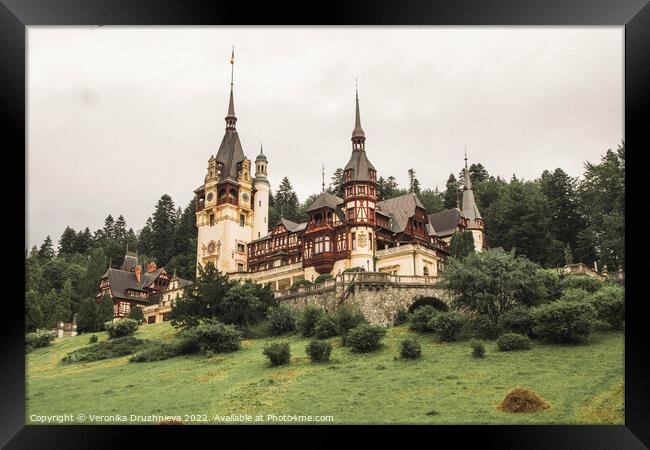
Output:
[{"left": 497, "top": 387, "right": 550, "bottom": 413}]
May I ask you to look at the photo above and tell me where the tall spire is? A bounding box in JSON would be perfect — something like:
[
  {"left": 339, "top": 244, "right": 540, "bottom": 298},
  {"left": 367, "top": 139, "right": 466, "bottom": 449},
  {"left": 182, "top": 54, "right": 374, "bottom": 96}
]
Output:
[
  {"left": 461, "top": 148, "right": 482, "bottom": 225},
  {"left": 225, "top": 45, "right": 237, "bottom": 130},
  {"left": 322, "top": 165, "right": 325, "bottom": 192},
  {"left": 351, "top": 81, "right": 365, "bottom": 147},
  {"left": 463, "top": 145, "right": 472, "bottom": 190}
]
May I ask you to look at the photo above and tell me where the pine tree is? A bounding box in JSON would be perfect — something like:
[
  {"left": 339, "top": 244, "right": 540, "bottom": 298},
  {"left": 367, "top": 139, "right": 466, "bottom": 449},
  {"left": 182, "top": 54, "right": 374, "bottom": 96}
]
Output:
[
  {"left": 77, "top": 298, "right": 98, "bottom": 333},
  {"left": 103, "top": 215, "right": 116, "bottom": 240},
  {"left": 58, "top": 226, "right": 77, "bottom": 257},
  {"left": 25, "top": 290, "right": 44, "bottom": 332},
  {"left": 74, "top": 227, "right": 93, "bottom": 254},
  {"left": 443, "top": 174, "right": 461, "bottom": 209},
  {"left": 38, "top": 236, "right": 55, "bottom": 262},
  {"left": 114, "top": 215, "right": 127, "bottom": 239},
  {"left": 274, "top": 177, "right": 300, "bottom": 222},
  {"left": 150, "top": 195, "right": 177, "bottom": 266},
  {"left": 25, "top": 246, "right": 42, "bottom": 293},
  {"left": 53, "top": 280, "right": 73, "bottom": 324},
  {"left": 408, "top": 169, "right": 421, "bottom": 194},
  {"left": 128, "top": 305, "right": 145, "bottom": 324},
  {"left": 450, "top": 231, "right": 475, "bottom": 260},
  {"left": 39, "top": 288, "right": 59, "bottom": 328},
  {"left": 327, "top": 168, "right": 344, "bottom": 197},
  {"left": 96, "top": 294, "right": 115, "bottom": 330}
]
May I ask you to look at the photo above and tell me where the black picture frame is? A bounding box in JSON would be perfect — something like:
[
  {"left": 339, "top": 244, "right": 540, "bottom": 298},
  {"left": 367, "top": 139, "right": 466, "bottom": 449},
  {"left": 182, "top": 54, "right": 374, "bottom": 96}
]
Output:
[{"left": 3, "top": 0, "right": 648, "bottom": 447}]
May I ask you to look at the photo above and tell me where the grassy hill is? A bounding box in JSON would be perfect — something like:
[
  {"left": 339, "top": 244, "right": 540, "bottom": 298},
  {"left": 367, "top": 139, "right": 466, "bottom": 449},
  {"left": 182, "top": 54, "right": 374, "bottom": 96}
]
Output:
[{"left": 26, "top": 322, "right": 623, "bottom": 425}]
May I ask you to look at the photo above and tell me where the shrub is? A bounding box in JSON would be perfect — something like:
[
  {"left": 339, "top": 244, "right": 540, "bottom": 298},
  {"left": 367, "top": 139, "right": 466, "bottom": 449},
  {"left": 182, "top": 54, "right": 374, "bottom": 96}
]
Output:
[
  {"left": 25, "top": 329, "right": 56, "bottom": 351},
  {"left": 342, "top": 266, "right": 366, "bottom": 273},
  {"left": 335, "top": 305, "right": 367, "bottom": 344},
  {"left": 314, "top": 315, "right": 339, "bottom": 339},
  {"left": 531, "top": 300, "right": 596, "bottom": 343},
  {"left": 62, "top": 337, "right": 145, "bottom": 363},
  {"left": 409, "top": 305, "right": 440, "bottom": 332},
  {"left": 393, "top": 308, "right": 409, "bottom": 326},
  {"left": 128, "top": 306, "right": 145, "bottom": 324},
  {"left": 88, "top": 335, "right": 98, "bottom": 344},
  {"left": 263, "top": 342, "right": 290, "bottom": 366},
  {"left": 104, "top": 318, "right": 139, "bottom": 339},
  {"left": 560, "top": 288, "right": 590, "bottom": 303},
  {"left": 588, "top": 285, "right": 625, "bottom": 330},
  {"left": 400, "top": 338, "right": 422, "bottom": 359},
  {"left": 179, "top": 320, "right": 242, "bottom": 353},
  {"left": 428, "top": 312, "right": 465, "bottom": 341},
  {"left": 499, "top": 306, "right": 535, "bottom": 337},
  {"left": 314, "top": 273, "right": 333, "bottom": 284},
  {"left": 298, "top": 304, "right": 325, "bottom": 337},
  {"left": 305, "top": 340, "right": 332, "bottom": 362},
  {"left": 560, "top": 275, "right": 602, "bottom": 293},
  {"left": 497, "top": 333, "right": 531, "bottom": 351},
  {"left": 471, "top": 340, "right": 485, "bottom": 358},
  {"left": 289, "top": 279, "right": 312, "bottom": 291},
  {"left": 347, "top": 324, "right": 387, "bottom": 353},
  {"left": 266, "top": 305, "right": 298, "bottom": 335},
  {"left": 471, "top": 314, "right": 501, "bottom": 340},
  {"left": 239, "top": 320, "right": 273, "bottom": 339},
  {"left": 129, "top": 340, "right": 195, "bottom": 363}
]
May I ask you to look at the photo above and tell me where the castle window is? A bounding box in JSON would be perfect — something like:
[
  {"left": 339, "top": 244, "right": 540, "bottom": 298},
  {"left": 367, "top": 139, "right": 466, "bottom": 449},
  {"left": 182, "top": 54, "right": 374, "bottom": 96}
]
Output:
[
  {"left": 240, "top": 214, "right": 245, "bottom": 227},
  {"left": 351, "top": 232, "right": 357, "bottom": 250},
  {"left": 237, "top": 243, "right": 245, "bottom": 253},
  {"left": 238, "top": 263, "right": 244, "bottom": 272},
  {"left": 210, "top": 214, "right": 215, "bottom": 226},
  {"left": 259, "top": 200, "right": 261, "bottom": 207},
  {"left": 347, "top": 208, "right": 354, "bottom": 220}
]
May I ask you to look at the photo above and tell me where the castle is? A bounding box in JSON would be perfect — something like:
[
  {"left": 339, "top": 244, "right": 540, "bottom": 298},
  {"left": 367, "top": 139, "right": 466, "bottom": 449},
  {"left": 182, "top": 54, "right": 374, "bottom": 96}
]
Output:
[{"left": 194, "top": 74, "right": 485, "bottom": 291}]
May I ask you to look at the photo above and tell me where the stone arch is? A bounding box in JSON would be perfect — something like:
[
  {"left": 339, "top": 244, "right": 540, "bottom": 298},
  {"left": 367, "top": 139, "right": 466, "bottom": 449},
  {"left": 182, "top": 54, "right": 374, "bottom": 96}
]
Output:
[{"left": 408, "top": 296, "right": 449, "bottom": 313}]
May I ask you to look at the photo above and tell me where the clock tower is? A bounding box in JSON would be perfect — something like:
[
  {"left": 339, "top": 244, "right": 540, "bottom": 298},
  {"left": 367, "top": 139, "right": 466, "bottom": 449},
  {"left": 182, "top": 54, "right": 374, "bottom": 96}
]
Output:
[{"left": 195, "top": 73, "right": 254, "bottom": 275}]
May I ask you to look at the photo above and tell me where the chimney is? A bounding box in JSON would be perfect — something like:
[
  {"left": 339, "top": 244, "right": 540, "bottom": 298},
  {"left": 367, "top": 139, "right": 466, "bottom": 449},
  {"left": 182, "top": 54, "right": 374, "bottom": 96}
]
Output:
[
  {"left": 147, "top": 262, "right": 157, "bottom": 273},
  {"left": 134, "top": 265, "right": 142, "bottom": 282}
]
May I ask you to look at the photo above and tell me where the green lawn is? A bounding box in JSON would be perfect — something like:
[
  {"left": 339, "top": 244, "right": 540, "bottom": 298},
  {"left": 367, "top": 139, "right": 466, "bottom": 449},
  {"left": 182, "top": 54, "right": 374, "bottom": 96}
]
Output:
[{"left": 26, "top": 322, "right": 624, "bottom": 425}]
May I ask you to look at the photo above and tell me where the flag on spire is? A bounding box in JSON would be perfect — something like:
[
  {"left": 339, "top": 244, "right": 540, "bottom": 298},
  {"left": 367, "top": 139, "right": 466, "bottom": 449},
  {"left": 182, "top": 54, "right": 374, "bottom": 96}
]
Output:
[{"left": 230, "top": 46, "right": 234, "bottom": 65}]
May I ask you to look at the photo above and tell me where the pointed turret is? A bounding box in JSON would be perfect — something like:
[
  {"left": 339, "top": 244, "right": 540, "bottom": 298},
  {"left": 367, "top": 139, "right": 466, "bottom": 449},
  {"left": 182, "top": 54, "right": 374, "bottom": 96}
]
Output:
[
  {"left": 352, "top": 88, "right": 365, "bottom": 142},
  {"left": 344, "top": 87, "right": 375, "bottom": 182},
  {"left": 461, "top": 150, "right": 482, "bottom": 227},
  {"left": 225, "top": 85, "right": 237, "bottom": 130}
]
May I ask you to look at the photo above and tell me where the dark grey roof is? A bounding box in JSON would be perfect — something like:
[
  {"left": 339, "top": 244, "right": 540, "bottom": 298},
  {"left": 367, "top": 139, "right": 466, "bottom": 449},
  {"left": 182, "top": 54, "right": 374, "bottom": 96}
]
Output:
[
  {"left": 461, "top": 164, "right": 482, "bottom": 224},
  {"left": 352, "top": 90, "right": 365, "bottom": 139},
  {"left": 103, "top": 267, "right": 166, "bottom": 300},
  {"left": 305, "top": 192, "right": 343, "bottom": 212},
  {"left": 344, "top": 150, "right": 376, "bottom": 181},
  {"left": 376, "top": 193, "right": 424, "bottom": 233},
  {"left": 427, "top": 208, "right": 462, "bottom": 237},
  {"left": 121, "top": 253, "right": 138, "bottom": 272},
  {"left": 215, "top": 130, "right": 245, "bottom": 181}
]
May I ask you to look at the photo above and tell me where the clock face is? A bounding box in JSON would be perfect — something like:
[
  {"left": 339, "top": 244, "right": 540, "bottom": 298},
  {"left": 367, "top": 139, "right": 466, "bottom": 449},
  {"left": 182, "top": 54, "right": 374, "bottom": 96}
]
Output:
[
  {"left": 207, "top": 241, "right": 216, "bottom": 254},
  {"left": 206, "top": 192, "right": 214, "bottom": 202},
  {"left": 242, "top": 192, "right": 250, "bottom": 203}
]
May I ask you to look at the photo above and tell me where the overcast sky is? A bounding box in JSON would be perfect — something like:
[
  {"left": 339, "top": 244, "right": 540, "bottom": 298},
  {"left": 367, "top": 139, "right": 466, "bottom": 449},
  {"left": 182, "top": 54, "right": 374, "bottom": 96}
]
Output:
[{"left": 27, "top": 26, "right": 623, "bottom": 249}]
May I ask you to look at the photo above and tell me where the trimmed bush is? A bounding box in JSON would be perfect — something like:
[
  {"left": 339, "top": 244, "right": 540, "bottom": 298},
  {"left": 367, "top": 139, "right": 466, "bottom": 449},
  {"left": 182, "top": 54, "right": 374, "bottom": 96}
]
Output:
[
  {"left": 589, "top": 285, "right": 625, "bottom": 330},
  {"left": 342, "top": 266, "right": 366, "bottom": 273},
  {"left": 400, "top": 338, "right": 422, "bottom": 359},
  {"left": 298, "top": 305, "right": 325, "bottom": 337},
  {"left": 104, "top": 318, "right": 139, "bottom": 339},
  {"left": 267, "top": 305, "right": 298, "bottom": 335},
  {"left": 499, "top": 306, "right": 535, "bottom": 337},
  {"left": 393, "top": 308, "right": 409, "bottom": 326},
  {"left": 88, "top": 335, "right": 98, "bottom": 344},
  {"left": 314, "top": 315, "right": 339, "bottom": 339},
  {"left": 263, "top": 342, "right": 290, "bottom": 366},
  {"left": 335, "top": 305, "right": 367, "bottom": 344},
  {"left": 471, "top": 314, "right": 501, "bottom": 340},
  {"left": 25, "top": 329, "right": 56, "bottom": 351},
  {"left": 314, "top": 273, "right": 333, "bottom": 284},
  {"left": 531, "top": 300, "right": 596, "bottom": 343},
  {"left": 347, "top": 324, "right": 387, "bottom": 353},
  {"left": 62, "top": 337, "right": 145, "bottom": 363},
  {"left": 497, "top": 333, "right": 531, "bottom": 352},
  {"left": 305, "top": 340, "right": 332, "bottom": 362},
  {"left": 428, "top": 312, "right": 465, "bottom": 341},
  {"left": 471, "top": 340, "right": 485, "bottom": 358},
  {"left": 409, "top": 305, "right": 440, "bottom": 332},
  {"left": 179, "top": 320, "right": 242, "bottom": 353}
]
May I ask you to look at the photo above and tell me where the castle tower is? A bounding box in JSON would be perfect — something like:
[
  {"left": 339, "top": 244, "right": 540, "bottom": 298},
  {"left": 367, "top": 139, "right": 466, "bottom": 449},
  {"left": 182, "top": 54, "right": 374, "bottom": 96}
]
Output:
[
  {"left": 253, "top": 144, "right": 270, "bottom": 240},
  {"left": 461, "top": 150, "right": 484, "bottom": 252},
  {"left": 195, "top": 57, "right": 253, "bottom": 274},
  {"left": 343, "top": 87, "right": 377, "bottom": 270}
]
